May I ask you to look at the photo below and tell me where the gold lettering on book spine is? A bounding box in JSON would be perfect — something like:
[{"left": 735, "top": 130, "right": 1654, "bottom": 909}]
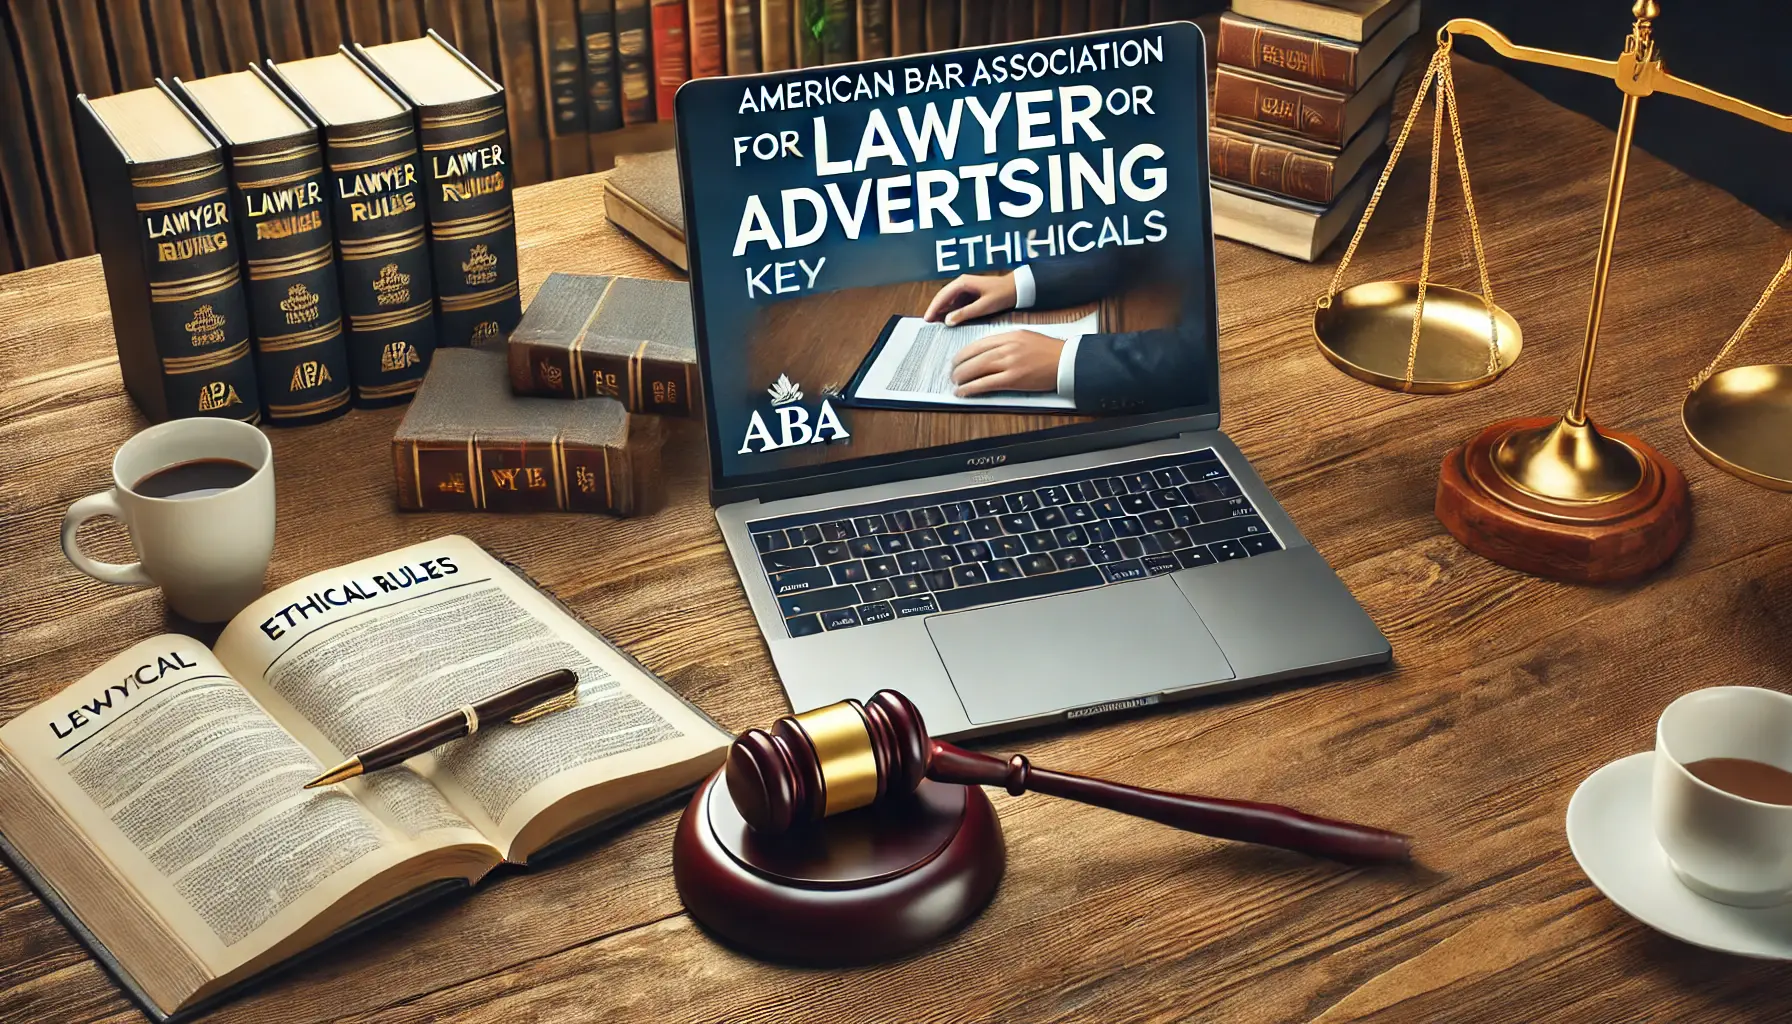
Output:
[
  {"left": 185, "top": 305, "right": 227, "bottom": 346},
  {"left": 461, "top": 243, "right": 498, "bottom": 285},
  {"left": 280, "top": 282, "right": 321, "bottom": 324},
  {"left": 197, "top": 380, "right": 243, "bottom": 411},
  {"left": 372, "top": 263, "right": 412, "bottom": 306}
]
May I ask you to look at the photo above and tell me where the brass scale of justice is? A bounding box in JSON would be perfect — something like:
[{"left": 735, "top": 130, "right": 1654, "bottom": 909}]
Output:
[{"left": 1309, "top": 1, "right": 1791, "bottom": 583}]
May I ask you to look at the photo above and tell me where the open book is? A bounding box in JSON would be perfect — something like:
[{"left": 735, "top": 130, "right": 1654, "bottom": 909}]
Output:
[
  {"left": 842, "top": 313, "right": 1097, "bottom": 413},
  {"left": 0, "top": 536, "right": 728, "bottom": 1020}
]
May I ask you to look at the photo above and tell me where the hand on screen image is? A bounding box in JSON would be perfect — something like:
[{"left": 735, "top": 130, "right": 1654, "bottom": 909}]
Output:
[
  {"left": 949, "top": 331, "right": 1065, "bottom": 398},
  {"left": 923, "top": 273, "right": 1019, "bottom": 327}
]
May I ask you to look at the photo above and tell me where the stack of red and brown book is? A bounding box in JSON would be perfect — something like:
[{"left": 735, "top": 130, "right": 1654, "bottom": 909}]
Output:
[{"left": 1208, "top": 0, "right": 1419, "bottom": 261}]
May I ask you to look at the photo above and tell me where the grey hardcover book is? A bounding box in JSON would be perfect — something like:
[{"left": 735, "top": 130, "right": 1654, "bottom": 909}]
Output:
[
  {"left": 395, "top": 346, "right": 663, "bottom": 514},
  {"left": 506, "top": 271, "right": 698, "bottom": 416}
]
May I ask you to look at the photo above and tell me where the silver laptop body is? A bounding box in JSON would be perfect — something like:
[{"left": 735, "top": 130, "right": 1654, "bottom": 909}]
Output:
[{"left": 676, "top": 23, "right": 1390, "bottom": 739}]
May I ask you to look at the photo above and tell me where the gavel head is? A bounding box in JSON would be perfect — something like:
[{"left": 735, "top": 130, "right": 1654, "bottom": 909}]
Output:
[{"left": 726, "top": 689, "right": 931, "bottom": 833}]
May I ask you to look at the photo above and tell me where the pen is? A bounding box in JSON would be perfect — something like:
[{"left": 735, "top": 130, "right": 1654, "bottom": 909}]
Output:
[{"left": 303, "top": 668, "right": 580, "bottom": 788}]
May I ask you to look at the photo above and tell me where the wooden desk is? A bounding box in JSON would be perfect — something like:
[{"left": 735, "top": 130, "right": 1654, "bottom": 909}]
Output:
[{"left": 4, "top": 57, "right": 1790, "bottom": 1023}]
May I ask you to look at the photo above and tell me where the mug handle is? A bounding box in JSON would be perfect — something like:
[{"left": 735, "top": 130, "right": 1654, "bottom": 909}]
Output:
[{"left": 61, "top": 490, "right": 153, "bottom": 587}]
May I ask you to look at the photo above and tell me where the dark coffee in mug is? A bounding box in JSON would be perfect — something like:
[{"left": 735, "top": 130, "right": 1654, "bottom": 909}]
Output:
[
  {"left": 134, "top": 458, "right": 258, "bottom": 500},
  {"left": 1684, "top": 757, "right": 1792, "bottom": 806}
]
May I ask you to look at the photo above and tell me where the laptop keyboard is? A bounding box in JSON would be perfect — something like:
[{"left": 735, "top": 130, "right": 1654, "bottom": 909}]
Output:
[{"left": 746, "top": 450, "right": 1283, "bottom": 639}]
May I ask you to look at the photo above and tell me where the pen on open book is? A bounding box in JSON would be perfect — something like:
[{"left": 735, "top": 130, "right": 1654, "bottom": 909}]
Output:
[{"left": 303, "top": 669, "right": 581, "bottom": 788}]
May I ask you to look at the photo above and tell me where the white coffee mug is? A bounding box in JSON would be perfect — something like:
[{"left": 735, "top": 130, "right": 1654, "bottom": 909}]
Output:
[
  {"left": 60, "top": 417, "right": 275, "bottom": 623},
  {"left": 1652, "top": 686, "right": 1792, "bottom": 907}
]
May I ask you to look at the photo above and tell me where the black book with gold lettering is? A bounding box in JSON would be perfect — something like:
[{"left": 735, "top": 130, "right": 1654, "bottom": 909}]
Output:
[
  {"left": 267, "top": 52, "right": 437, "bottom": 408},
  {"left": 74, "top": 84, "right": 261, "bottom": 423},
  {"left": 356, "top": 33, "right": 523, "bottom": 350},
  {"left": 174, "top": 68, "right": 353, "bottom": 426}
]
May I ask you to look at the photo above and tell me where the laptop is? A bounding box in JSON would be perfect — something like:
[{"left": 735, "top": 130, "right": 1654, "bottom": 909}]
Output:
[{"left": 673, "top": 22, "right": 1389, "bottom": 739}]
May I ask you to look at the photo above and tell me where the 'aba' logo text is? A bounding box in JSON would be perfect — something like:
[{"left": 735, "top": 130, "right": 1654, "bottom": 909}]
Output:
[{"left": 738, "top": 375, "right": 850, "bottom": 454}]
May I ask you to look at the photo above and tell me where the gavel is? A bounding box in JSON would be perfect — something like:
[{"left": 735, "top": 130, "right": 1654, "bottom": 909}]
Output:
[{"left": 727, "top": 690, "right": 1411, "bottom": 865}]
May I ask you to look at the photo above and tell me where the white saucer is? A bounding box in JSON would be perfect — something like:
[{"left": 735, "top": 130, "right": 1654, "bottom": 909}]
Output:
[{"left": 1566, "top": 751, "right": 1792, "bottom": 959}]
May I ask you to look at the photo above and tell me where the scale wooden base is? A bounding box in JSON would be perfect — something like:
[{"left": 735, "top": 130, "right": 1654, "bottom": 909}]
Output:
[
  {"left": 1436, "top": 416, "right": 1691, "bottom": 583},
  {"left": 672, "top": 770, "right": 1004, "bottom": 965}
]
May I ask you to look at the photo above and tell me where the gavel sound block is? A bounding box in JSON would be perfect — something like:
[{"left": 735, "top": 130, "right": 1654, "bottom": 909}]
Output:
[{"left": 674, "top": 691, "right": 1410, "bottom": 965}]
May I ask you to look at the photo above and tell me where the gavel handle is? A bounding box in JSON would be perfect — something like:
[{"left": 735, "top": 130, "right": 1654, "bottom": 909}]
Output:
[{"left": 926, "top": 741, "right": 1411, "bottom": 865}]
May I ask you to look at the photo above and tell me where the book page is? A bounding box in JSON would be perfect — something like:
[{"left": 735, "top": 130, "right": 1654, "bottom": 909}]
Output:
[
  {"left": 849, "top": 313, "right": 1093, "bottom": 409},
  {"left": 213, "top": 535, "right": 729, "bottom": 857},
  {"left": 0, "top": 636, "right": 478, "bottom": 983}
]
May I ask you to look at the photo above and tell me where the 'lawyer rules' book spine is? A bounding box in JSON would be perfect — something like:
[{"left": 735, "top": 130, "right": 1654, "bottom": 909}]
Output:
[
  {"left": 580, "top": 0, "right": 624, "bottom": 133},
  {"left": 617, "top": 0, "right": 656, "bottom": 123},
  {"left": 180, "top": 73, "right": 353, "bottom": 425},
  {"left": 357, "top": 38, "right": 523, "bottom": 350},
  {"left": 74, "top": 88, "right": 260, "bottom": 424},
  {"left": 274, "top": 67, "right": 438, "bottom": 407}
]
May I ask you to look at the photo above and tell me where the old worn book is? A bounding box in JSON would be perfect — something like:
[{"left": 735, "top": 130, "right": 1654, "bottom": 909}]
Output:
[
  {"left": 175, "top": 69, "right": 353, "bottom": 426},
  {"left": 1215, "top": 2, "right": 1418, "bottom": 93},
  {"left": 688, "top": 0, "right": 726, "bottom": 78},
  {"left": 759, "top": 0, "right": 795, "bottom": 70},
  {"left": 268, "top": 52, "right": 438, "bottom": 407},
  {"left": 891, "top": 0, "right": 926, "bottom": 55},
  {"left": 507, "top": 272, "right": 697, "bottom": 415},
  {"left": 650, "top": 0, "right": 691, "bottom": 121},
  {"left": 726, "top": 0, "right": 762, "bottom": 73},
  {"left": 1209, "top": 105, "right": 1388, "bottom": 204},
  {"left": 75, "top": 85, "right": 262, "bottom": 424},
  {"left": 1210, "top": 151, "right": 1382, "bottom": 262},
  {"left": 1229, "top": 0, "right": 1409, "bottom": 44},
  {"left": 1212, "top": 41, "right": 1407, "bottom": 148},
  {"left": 616, "top": 0, "right": 656, "bottom": 124},
  {"left": 604, "top": 149, "right": 686, "bottom": 269},
  {"left": 356, "top": 34, "right": 524, "bottom": 350},
  {"left": 396, "top": 348, "right": 663, "bottom": 513},
  {"left": 535, "top": 0, "right": 595, "bottom": 179},
  {"left": 579, "top": 0, "right": 624, "bottom": 134},
  {"left": 0, "top": 535, "right": 727, "bottom": 1022}
]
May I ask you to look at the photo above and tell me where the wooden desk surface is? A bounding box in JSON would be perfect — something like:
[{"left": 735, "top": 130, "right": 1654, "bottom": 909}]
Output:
[{"left": 4, "top": 57, "right": 1790, "bottom": 1024}]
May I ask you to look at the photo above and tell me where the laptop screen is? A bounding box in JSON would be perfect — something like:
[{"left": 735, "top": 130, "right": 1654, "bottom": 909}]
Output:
[{"left": 675, "top": 23, "right": 1216, "bottom": 498}]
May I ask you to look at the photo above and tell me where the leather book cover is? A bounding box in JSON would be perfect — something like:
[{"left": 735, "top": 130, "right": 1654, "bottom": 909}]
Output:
[
  {"left": 759, "top": 0, "right": 795, "bottom": 70},
  {"left": 890, "top": 0, "right": 925, "bottom": 55},
  {"left": 603, "top": 149, "right": 686, "bottom": 268},
  {"left": 507, "top": 272, "right": 698, "bottom": 415},
  {"left": 1058, "top": 0, "right": 1087, "bottom": 36},
  {"left": 267, "top": 56, "right": 439, "bottom": 408},
  {"left": 1213, "top": 64, "right": 1345, "bottom": 146},
  {"left": 491, "top": 0, "right": 551, "bottom": 185},
  {"left": 651, "top": 0, "right": 691, "bottom": 121},
  {"left": 354, "top": 36, "right": 524, "bottom": 353},
  {"left": 580, "top": 0, "right": 625, "bottom": 133},
  {"left": 727, "top": 0, "right": 763, "bottom": 73},
  {"left": 394, "top": 347, "right": 663, "bottom": 514},
  {"left": 74, "top": 86, "right": 261, "bottom": 424},
  {"left": 689, "top": 0, "right": 726, "bottom": 78},
  {"left": 1209, "top": 127, "right": 1335, "bottom": 205},
  {"left": 537, "top": 0, "right": 594, "bottom": 179},
  {"left": 1217, "top": 13, "right": 1358, "bottom": 93},
  {"left": 958, "top": 1, "right": 988, "bottom": 46},
  {"left": 925, "top": 0, "right": 956, "bottom": 52},
  {"left": 821, "top": 0, "right": 856, "bottom": 63},
  {"left": 857, "top": 0, "right": 891, "bottom": 59},
  {"left": 616, "top": 0, "right": 656, "bottom": 124},
  {"left": 173, "top": 69, "right": 354, "bottom": 425}
]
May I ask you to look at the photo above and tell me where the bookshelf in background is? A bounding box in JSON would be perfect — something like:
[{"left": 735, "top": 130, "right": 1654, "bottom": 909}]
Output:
[{"left": 0, "top": 0, "right": 1223, "bottom": 271}]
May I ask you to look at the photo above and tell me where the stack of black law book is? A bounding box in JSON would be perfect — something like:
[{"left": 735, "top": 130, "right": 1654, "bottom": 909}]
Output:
[{"left": 75, "top": 31, "right": 522, "bottom": 426}]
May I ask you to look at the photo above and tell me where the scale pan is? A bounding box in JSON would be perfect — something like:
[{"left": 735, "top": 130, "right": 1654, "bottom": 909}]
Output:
[
  {"left": 1682, "top": 364, "right": 1792, "bottom": 491},
  {"left": 1314, "top": 281, "right": 1521, "bottom": 394}
]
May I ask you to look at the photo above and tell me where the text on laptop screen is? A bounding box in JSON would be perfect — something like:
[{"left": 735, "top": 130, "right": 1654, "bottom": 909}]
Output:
[{"left": 676, "top": 23, "right": 1216, "bottom": 488}]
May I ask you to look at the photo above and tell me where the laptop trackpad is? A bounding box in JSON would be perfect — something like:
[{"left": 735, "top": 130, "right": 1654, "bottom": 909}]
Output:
[{"left": 924, "top": 577, "right": 1235, "bottom": 726}]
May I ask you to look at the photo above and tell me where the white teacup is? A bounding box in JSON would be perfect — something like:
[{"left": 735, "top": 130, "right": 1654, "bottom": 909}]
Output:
[
  {"left": 60, "top": 417, "right": 275, "bottom": 623},
  {"left": 1652, "top": 686, "right": 1792, "bottom": 907}
]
